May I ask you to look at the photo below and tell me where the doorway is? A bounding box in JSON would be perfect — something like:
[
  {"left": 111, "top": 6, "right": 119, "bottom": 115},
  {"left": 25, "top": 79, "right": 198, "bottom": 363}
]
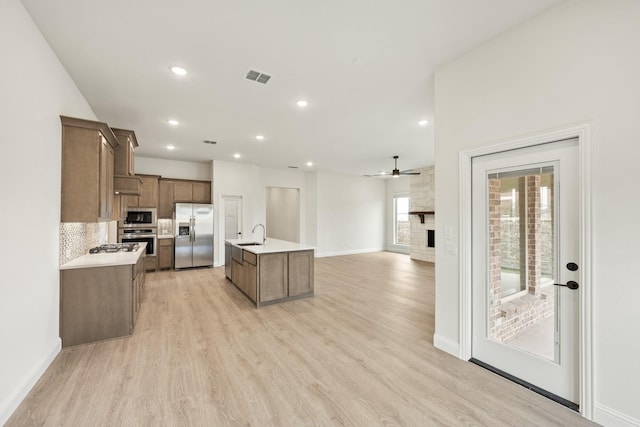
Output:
[
  {"left": 266, "top": 187, "right": 300, "bottom": 243},
  {"left": 458, "top": 123, "right": 594, "bottom": 419}
]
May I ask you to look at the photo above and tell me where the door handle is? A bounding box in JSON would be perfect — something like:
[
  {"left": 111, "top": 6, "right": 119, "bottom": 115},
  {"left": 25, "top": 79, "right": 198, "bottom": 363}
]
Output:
[{"left": 554, "top": 281, "right": 579, "bottom": 290}]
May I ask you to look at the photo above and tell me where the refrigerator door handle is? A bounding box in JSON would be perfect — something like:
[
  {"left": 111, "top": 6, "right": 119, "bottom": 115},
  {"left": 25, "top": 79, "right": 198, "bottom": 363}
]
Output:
[{"left": 190, "top": 216, "right": 195, "bottom": 242}]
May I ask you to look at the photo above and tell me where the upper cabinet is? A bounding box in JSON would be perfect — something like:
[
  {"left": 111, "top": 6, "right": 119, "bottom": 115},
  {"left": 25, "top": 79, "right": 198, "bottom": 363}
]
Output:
[
  {"left": 111, "top": 128, "right": 138, "bottom": 176},
  {"left": 112, "top": 128, "right": 141, "bottom": 197},
  {"left": 173, "top": 180, "right": 211, "bottom": 204},
  {"left": 124, "top": 175, "right": 159, "bottom": 208},
  {"left": 157, "top": 178, "right": 211, "bottom": 218},
  {"left": 158, "top": 179, "right": 174, "bottom": 218},
  {"left": 60, "top": 116, "right": 119, "bottom": 223}
]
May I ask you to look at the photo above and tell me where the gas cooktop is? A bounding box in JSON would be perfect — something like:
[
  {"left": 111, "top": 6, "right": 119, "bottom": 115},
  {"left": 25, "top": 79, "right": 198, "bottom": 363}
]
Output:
[{"left": 89, "top": 243, "right": 140, "bottom": 254}]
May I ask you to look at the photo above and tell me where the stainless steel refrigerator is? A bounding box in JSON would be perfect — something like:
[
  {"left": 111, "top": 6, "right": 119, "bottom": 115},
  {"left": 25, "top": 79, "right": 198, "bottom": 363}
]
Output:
[{"left": 175, "top": 203, "right": 214, "bottom": 269}]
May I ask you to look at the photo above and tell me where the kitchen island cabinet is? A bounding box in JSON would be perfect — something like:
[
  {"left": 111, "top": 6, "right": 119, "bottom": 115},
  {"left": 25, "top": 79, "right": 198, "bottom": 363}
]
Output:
[
  {"left": 60, "top": 244, "right": 146, "bottom": 347},
  {"left": 226, "top": 238, "right": 314, "bottom": 307}
]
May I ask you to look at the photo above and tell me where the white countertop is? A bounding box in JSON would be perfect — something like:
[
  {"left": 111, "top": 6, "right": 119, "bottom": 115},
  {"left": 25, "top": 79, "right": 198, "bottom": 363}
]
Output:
[
  {"left": 157, "top": 234, "right": 174, "bottom": 239},
  {"left": 60, "top": 243, "right": 147, "bottom": 270},
  {"left": 226, "top": 238, "right": 314, "bottom": 254}
]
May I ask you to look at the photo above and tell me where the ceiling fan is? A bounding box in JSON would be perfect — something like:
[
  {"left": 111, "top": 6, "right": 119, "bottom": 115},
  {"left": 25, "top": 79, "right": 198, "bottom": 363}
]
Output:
[{"left": 365, "top": 155, "right": 420, "bottom": 178}]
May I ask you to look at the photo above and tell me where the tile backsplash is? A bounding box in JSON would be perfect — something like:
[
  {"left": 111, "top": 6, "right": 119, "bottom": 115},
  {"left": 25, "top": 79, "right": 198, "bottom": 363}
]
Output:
[
  {"left": 157, "top": 218, "right": 173, "bottom": 236},
  {"left": 59, "top": 222, "right": 109, "bottom": 265}
]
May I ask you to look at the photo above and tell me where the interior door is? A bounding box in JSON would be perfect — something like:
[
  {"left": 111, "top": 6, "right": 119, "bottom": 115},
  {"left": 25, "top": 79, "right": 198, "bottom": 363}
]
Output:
[
  {"left": 223, "top": 197, "right": 242, "bottom": 240},
  {"left": 471, "top": 138, "right": 579, "bottom": 406}
]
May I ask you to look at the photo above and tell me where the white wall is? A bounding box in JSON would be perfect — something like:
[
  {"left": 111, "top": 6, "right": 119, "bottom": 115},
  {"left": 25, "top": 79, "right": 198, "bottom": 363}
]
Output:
[
  {"left": 385, "top": 176, "right": 410, "bottom": 253},
  {"left": 434, "top": 1, "right": 640, "bottom": 424},
  {"left": 135, "top": 156, "right": 212, "bottom": 180},
  {"left": 0, "top": 0, "right": 97, "bottom": 423},
  {"left": 316, "top": 173, "right": 386, "bottom": 257},
  {"left": 212, "top": 160, "right": 261, "bottom": 266}
]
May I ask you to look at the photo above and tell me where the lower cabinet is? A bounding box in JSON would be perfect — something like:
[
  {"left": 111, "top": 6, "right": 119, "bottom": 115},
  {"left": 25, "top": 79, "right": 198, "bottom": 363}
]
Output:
[
  {"left": 259, "top": 252, "right": 289, "bottom": 303},
  {"left": 60, "top": 253, "right": 146, "bottom": 347},
  {"left": 158, "top": 238, "right": 174, "bottom": 270},
  {"left": 144, "top": 256, "right": 157, "bottom": 272},
  {"left": 228, "top": 247, "right": 314, "bottom": 307}
]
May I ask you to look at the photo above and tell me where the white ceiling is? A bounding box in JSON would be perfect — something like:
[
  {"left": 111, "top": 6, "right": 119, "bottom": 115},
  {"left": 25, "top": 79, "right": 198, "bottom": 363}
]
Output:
[{"left": 21, "top": 0, "right": 561, "bottom": 176}]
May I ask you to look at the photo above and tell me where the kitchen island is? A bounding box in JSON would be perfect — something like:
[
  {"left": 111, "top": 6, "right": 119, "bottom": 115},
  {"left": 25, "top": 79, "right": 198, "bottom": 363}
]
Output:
[
  {"left": 225, "top": 238, "right": 314, "bottom": 307},
  {"left": 59, "top": 243, "right": 146, "bottom": 347}
]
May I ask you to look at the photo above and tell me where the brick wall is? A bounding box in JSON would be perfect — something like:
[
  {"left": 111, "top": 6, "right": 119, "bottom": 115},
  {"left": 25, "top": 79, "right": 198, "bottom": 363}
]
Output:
[{"left": 409, "top": 166, "right": 435, "bottom": 262}]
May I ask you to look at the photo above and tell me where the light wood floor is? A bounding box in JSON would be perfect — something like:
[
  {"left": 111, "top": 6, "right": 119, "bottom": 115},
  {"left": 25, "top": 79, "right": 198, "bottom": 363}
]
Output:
[{"left": 8, "top": 252, "right": 595, "bottom": 426}]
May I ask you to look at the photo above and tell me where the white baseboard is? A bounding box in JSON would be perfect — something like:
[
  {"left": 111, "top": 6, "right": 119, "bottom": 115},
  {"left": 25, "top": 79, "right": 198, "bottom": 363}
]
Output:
[
  {"left": 433, "top": 333, "right": 461, "bottom": 358},
  {"left": 315, "top": 247, "right": 384, "bottom": 258},
  {"left": 384, "top": 245, "right": 410, "bottom": 254},
  {"left": 594, "top": 403, "right": 640, "bottom": 427},
  {"left": 0, "top": 337, "right": 61, "bottom": 426}
]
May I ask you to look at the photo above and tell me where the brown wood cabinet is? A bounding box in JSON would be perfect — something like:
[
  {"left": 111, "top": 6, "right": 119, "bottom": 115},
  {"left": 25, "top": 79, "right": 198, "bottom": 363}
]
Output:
[
  {"left": 158, "top": 179, "right": 174, "bottom": 218},
  {"left": 111, "top": 128, "right": 138, "bottom": 176},
  {"left": 172, "top": 179, "right": 211, "bottom": 204},
  {"left": 60, "top": 116, "right": 119, "bottom": 222},
  {"left": 124, "top": 175, "right": 159, "bottom": 208},
  {"left": 288, "top": 250, "right": 314, "bottom": 297},
  {"left": 144, "top": 256, "right": 157, "bottom": 272},
  {"left": 228, "top": 245, "right": 314, "bottom": 307},
  {"left": 60, "top": 251, "right": 146, "bottom": 347},
  {"left": 158, "top": 178, "right": 212, "bottom": 218},
  {"left": 259, "top": 253, "right": 289, "bottom": 303},
  {"left": 158, "top": 238, "right": 174, "bottom": 270}
]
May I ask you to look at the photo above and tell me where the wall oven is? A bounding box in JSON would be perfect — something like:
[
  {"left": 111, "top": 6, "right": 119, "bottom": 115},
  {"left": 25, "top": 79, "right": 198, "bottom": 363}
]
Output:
[
  {"left": 118, "top": 228, "right": 157, "bottom": 256},
  {"left": 119, "top": 208, "right": 157, "bottom": 228}
]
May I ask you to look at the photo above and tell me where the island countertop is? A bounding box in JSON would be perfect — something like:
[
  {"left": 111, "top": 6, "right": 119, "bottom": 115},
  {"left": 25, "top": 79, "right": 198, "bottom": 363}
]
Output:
[
  {"left": 225, "top": 238, "right": 314, "bottom": 255},
  {"left": 60, "top": 243, "right": 147, "bottom": 270}
]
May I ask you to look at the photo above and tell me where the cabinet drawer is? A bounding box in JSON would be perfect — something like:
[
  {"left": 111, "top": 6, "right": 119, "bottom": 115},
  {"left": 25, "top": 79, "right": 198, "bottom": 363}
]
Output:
[
  {"left": 159, "top": 238, "right": 174, "bottom": 246},
  {"left": 243, "top": 250, "right": 257, "bottom": 266}
]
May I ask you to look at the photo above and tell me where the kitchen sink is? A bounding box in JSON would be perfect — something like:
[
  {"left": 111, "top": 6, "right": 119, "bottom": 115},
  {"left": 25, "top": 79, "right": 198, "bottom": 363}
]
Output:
[{"left": 237, "top": 242, "right": 262, "bottom": 246}]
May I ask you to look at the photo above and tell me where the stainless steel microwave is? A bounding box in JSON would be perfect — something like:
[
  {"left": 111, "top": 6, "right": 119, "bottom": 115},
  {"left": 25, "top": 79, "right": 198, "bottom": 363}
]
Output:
[{"left": 119, "top": 208, "right": 157, "bottom": 228}]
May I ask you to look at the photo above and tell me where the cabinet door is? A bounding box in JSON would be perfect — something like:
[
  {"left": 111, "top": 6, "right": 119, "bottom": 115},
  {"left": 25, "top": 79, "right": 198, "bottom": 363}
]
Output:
[
  {"left": 245, "top": 261, "right": 257, "bottom": 302},
  {"left": 173, "top": 181, "right": 192, "bottom": 202},
  {"left": 192, "top": 181, "right": 211, "bottom": 203},
  {"left": 137, "top": 176, "right": 158, "bottom": 208},
  {"left": 259, "top": 252, "right": 288, "bottom": 303},
  {"left": 158, "top": 239, "right": 174, "bottom": 269},
  {"left": 288, "top": 250, "right": 314, "bottom": 297},
  {"left": 232, "top": 259, "right": 244, "bottom": 292},
  {"left": 158, "top": 180, "right": 174, "bottom": 218}
]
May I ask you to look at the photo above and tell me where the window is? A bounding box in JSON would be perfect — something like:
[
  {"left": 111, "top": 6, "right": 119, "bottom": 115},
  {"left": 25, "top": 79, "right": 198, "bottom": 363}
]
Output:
[{"left": 393, "top": 195, "right": 410, "bottom": 246}]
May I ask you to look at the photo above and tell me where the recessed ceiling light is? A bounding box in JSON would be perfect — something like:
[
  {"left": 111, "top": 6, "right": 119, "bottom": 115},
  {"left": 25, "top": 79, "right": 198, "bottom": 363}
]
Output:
[
  {"left": 168, "top": 119, "right": 179, "bottom": 126},
  {"left": 418, "top": 119, "right": 429, "bottom": 127},
  {"left": 170, "top": 66, "right": 187, "bottom": 76},
  {"left": 297, "top": 100, "right": 308, "bottom": 108},
  {"left": 233, "top": 153, "right": 241, "bottom": 159},
  {"left": 255, "top": 135, "right": 265, "bottom": 140},
  {"left": 166, "top": 145, "right": 175, "bottom": 150},
  {"left": 306, "top": 161, "right": 313, "bottom": 167}
]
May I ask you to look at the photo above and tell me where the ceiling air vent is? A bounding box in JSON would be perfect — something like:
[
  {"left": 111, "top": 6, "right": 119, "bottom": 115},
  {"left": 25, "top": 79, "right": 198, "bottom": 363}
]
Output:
[
  {"left": 203, "top": 140, "right": 218, "bottom": 145},
  {"left": 246, "top": 69, "right": 271, "bottom": 84}
]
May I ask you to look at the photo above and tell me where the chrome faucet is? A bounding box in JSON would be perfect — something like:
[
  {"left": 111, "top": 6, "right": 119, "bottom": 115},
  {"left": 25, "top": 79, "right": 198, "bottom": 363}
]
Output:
[{"left": 252, "top": 223, "right": 266, "bottom": 244}]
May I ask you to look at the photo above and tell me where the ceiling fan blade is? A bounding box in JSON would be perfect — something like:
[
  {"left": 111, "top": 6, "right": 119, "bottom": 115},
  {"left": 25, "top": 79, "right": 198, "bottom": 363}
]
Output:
[{"left": 400, "top": 171, "right": 421, "bottom": 175}]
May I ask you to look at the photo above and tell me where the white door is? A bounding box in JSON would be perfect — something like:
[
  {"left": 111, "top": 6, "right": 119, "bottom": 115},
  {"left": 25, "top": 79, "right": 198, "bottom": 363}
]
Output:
[
  {"left": 223, "top": 196, "right": 242, "bottom": 240},
  {"left": 471, "top": 138, "right": 580, "bottom": 406}
]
